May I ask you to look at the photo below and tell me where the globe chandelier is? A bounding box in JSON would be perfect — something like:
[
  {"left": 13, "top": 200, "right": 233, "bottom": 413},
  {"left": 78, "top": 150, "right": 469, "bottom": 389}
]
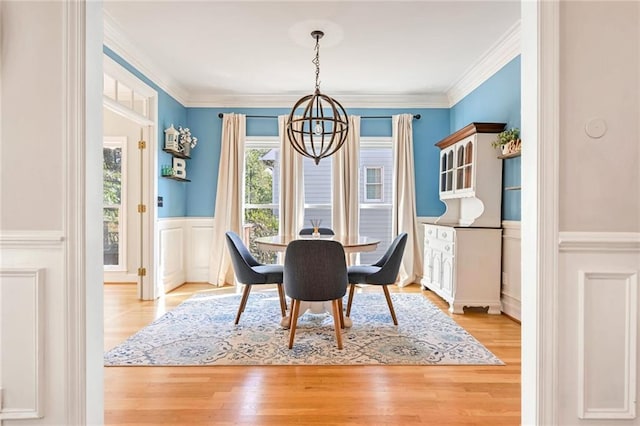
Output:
[{"left": 286, "top": 30, "right": 349, "bottom": 165}]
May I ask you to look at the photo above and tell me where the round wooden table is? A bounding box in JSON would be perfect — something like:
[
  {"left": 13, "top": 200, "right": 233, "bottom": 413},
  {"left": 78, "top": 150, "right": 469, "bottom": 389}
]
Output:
[
  {"left": 255, "top": 234, "right": 380, "bottom": 253},
  {"left": 255, "top": 234, "right": 381, "bottom": 328}
]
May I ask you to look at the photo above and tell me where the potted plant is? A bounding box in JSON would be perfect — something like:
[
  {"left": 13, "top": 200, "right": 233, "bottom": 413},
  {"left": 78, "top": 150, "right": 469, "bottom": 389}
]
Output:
[
  {"left": 491, "top": 128, "right": 521, "bottom": 155},
  {"left": 178, "top": 126, "right": 198, "bottom": 157}
]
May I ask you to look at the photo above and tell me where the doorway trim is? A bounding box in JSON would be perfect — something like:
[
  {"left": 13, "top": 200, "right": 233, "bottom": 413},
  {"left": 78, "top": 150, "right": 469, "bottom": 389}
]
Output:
[
  {"left": 103, "top": 54, "right": 160, "bottom": 300},
  {"left": 521, "top": 1, "right": 560, "bottom": 424}
]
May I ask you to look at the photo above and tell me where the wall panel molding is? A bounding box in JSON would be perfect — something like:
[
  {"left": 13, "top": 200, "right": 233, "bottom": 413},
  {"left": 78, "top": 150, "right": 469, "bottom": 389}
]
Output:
[
  {"left": 577, "top": 270, "right": 637, "bottom": 419},
  {"left": 0, "top": 268, "right": 45, "bottom": 421},
  {"left": 501, "top": 220, "right": 521, "bottom": 320},
  {"left": 0, "top": 231, "right": 64, "bottom": 247},
  {"left": 559, "top": 232, "right": 640, "bottom": 252}
]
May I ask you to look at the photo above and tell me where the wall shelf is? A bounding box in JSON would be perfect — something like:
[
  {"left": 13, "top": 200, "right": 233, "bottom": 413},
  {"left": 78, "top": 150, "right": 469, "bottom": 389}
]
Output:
[
  {"left": 162, "top": 148, "right": 191, "bottom": 160},
  {"left": 163, "top": 175, "right": 191, "bottom": 182},
  {"left": 497, "top": 151, "right": 521, "bottom": 159}
]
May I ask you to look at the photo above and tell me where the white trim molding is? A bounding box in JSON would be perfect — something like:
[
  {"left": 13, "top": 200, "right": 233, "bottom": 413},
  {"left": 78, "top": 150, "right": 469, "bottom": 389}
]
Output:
[
  {"left": 0, "top": 231, "right": 65, "bottom": 247},
  {"left": 103, "top": 12, "right": 188, "bottom": 105},
  {"left": 521, "top": 1, "right": 560, "bottom": 424},
  {"left": 447, "top": 20, "right": 521, "bottom": 107},
  {"left": 0, "top": 268, "right": 45, "bottom": 421},
  {"left": 577, "top": 270, "right": 637, "bottom": 420},
  {"left": 559, "top": 232, "right": 640, "bottom": 252}
]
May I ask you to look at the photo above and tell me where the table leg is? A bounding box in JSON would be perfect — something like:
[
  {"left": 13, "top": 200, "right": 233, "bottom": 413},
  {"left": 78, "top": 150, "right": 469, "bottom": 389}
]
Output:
[{"left": 280, "top": 300, "right": 352, "bottom": 328}]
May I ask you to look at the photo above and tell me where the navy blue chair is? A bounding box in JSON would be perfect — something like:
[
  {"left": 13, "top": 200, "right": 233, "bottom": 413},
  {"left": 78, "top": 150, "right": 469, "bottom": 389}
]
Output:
[
  {"left": 284, "top": 239, "right": 348, "bottom": 349},
  {"left": 225, "top": 231, "right": 287, "bottom": 325},
  {"left": 346, "top": 233, "right": 408, "bottom": 325},
  {"left": 298, "top": 227, "right": 335, "bottom": 236}
]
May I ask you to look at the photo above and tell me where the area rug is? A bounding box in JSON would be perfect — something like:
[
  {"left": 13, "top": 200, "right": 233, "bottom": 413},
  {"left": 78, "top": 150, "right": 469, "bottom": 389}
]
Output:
[{"left": 104, "top": 291, "right": 503, "bottom": 366}]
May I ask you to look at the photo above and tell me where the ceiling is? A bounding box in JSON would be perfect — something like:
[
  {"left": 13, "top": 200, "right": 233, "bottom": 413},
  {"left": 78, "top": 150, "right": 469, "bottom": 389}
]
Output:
[{"left": 103, "top": 1, "right": 521, "bottom": 107}]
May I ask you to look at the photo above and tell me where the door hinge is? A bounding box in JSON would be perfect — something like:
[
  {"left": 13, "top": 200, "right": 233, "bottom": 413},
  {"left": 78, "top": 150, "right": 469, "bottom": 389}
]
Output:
[
  {"left": 137, "top": 267, "right": 147, "bottom": 277},
  {"left": 138, "top": 140, "right": 146, "bottom": 149},
  {"left": 137, "top": 204, "right": 147, "bottom": 213}
]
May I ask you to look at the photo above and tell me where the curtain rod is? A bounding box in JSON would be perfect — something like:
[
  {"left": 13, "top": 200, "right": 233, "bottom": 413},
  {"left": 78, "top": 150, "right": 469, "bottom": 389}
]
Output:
[{"left": 216, "top": 113, "right": 421, "bottom": 120}]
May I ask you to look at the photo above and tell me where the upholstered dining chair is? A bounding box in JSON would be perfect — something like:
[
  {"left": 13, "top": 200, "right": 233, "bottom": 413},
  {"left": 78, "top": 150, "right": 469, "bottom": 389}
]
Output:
[
  {"left": 346, "top": 232, "right": 408, "bottom": 325},
  {"left": 298, "top": 227, "right": 335, "bottom": 236},
  {"left": 225, "top": 231, "right": 287, "bottom": 325},
  {"left": 284, "top": 239, "right": 348, "bottom": 349}
]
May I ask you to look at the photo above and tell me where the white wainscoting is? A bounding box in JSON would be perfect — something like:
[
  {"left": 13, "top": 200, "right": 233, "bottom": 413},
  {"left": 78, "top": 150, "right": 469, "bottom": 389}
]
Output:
[
  {"left": 158, "top": 218, "right": 214, "bottom": 291},
  {"left": 0, "top": 231, "right": 65, "bottom": 423},
  {"left": 559, "top": 232, "right": 640, "bottom": 422},
  {"left": 0, "top": 268, "right": 45, "bottom": 421},
  {"left": 501, "top": 221, "right": 522, "bottom": 320}
]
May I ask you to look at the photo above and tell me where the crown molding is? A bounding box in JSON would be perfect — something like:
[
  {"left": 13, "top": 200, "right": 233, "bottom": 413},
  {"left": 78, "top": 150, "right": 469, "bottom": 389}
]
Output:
[
  {"left": 185, "top": 93, "right": 450, "bottom": 109},
  {"left": 446, "top": 20, "right": 521, "bottom": 107},
  {"left": 103, "top": 12, "right": 189, "bottom": 105}
]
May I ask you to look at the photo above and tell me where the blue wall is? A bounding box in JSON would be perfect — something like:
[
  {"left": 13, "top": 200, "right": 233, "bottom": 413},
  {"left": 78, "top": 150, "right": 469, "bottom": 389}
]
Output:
[
  {"left": 185, "top": 107, "right": 450, "bottom": 218},
  {"left": 450, "top": 56, "right": 521, "bottom": 220},
  {"left": 103, "top": 48, "right": 520, "bottom": 221}
]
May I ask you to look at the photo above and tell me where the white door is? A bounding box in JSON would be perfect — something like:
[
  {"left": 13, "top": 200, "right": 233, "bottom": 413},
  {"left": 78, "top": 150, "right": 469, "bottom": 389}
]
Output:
[{"left": 103, "top": 55, "right": 159, "bottom": 300}]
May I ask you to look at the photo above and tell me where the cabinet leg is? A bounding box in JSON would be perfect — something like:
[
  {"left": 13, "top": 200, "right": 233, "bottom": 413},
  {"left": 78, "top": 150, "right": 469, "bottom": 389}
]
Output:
[
  {"left": 449, "top": 302, "right": 465, "bottom": 315},
  {"left": 487, "top": 303, "right": 502, "bottom": 315}
]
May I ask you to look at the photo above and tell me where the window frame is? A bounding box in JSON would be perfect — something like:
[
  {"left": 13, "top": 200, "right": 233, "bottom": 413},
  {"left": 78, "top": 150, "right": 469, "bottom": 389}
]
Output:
[{"left": 364, "top": 165, "right": 384, "bottom": 202}]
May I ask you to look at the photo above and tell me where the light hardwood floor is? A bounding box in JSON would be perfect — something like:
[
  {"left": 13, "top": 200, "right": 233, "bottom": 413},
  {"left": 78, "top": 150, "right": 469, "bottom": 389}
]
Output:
[{"left": 104, "top": 283, "right": 521, "bottom": 425}]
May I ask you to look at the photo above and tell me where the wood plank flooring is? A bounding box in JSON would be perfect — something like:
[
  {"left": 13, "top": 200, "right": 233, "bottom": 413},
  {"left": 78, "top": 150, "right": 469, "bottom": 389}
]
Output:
[{"left": 104, "top": 283, "right": 521, "bottom": 425}]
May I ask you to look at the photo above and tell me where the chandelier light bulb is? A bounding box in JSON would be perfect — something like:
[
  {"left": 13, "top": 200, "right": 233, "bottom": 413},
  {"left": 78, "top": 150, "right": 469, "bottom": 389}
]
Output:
[{"left": 314, "top": 121, "right": 323, "bottom": 136}]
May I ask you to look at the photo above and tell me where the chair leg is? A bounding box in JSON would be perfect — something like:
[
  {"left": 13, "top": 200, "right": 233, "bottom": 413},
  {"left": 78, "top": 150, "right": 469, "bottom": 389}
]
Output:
[
  {"left": 235, "top": 284, "right": 252, "bottom": 325},
  {"left": 331, "top": 300, "right": 344, "bottom": 350},
  {"left": 382, "top": 285, "right": 398, "bottom": 325},
  {"left": 337, "top": 297, "right": 345, "bottom": 329},
  {"left": 346, "top": 284, "right": 356, "bottom": 317},
  {"left": 276, "top": 283, "right": 287, "bottom": 317},
  {"left": 288, "top": 299, "right": 300, "bottom": 349}
]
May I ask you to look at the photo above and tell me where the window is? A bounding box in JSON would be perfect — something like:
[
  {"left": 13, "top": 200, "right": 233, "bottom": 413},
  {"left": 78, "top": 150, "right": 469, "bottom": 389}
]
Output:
[
  {"left": 244, "top": 136, "right": 394, "bottom": 266},
  {"left": 364, "top": 166, "right": 383, "bottom": 202},
  {"left": 359, "top": 138, "right": 393, "bottom": 264},
  {"left": 103, "top": 137, "right": 127, "bottom": 270},
  {"left": 302, "top": 156, "right": 332, "bottom": 230},
  {"left": 244, "top": 138, "right": 280, "bottom": 263}
]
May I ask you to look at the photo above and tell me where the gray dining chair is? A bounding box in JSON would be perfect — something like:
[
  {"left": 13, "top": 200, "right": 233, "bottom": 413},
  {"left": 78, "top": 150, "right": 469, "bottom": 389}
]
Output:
[
  {"left": 346, "top": 233, "right": 408, "bottom": 325},
  {"left": 225, "top": 231, "right": 287, "bottom": 325},
  {"left": 298, "top": 227, "right": 335, "bottom": 236},
  {"left": 284, "top": 239, "right": 348, "bottom": 349}
]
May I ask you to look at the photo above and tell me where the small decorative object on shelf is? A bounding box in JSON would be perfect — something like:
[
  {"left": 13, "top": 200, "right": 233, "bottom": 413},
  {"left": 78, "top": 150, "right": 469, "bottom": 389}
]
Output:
[
  {"left": 161, "top": 164, "right": 174, "bottom": 177},
  {"left": 164, "top": 124, "right": 180, "bottom": 152},
  {"left": 310, "top": 219, "right": 322, "bottom": 238},
  {"left": 178, "top": 126, "right": 197, "bottom": 157},
  {"left": 172, "top": 158, "right": 187, "bottom": 180},
  {"left": 491, "top": 127, "right": 521, "bottom": 156}
]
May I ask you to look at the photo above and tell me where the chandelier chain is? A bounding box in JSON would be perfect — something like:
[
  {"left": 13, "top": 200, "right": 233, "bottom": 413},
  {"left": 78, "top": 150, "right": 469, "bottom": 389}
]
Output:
[{"left": 313, "top": 36, "right": 321, "bottom": 91}]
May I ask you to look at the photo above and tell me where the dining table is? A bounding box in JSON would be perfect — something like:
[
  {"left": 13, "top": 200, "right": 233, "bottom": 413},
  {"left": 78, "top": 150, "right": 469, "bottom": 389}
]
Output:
[{"left": 255, "top": 234, "right": 381, "bottom": 328}]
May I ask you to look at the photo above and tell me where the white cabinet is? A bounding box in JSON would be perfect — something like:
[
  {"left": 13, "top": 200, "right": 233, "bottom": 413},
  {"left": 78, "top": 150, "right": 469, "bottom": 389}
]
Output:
[
  {"left": 422, "top": 123, "right": 505, "bottom": 314},
  {"left": 421, "top": 224, "right": 502, "bottom": 314},
  {"left": 435, "top": 122, "right": 504, "bottom": 228}
]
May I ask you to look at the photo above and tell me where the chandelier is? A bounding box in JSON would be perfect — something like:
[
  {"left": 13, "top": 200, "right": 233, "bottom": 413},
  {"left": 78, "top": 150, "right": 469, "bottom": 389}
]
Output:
[{"left": 286, "top": 30, "right": 349, "bottom": 165}]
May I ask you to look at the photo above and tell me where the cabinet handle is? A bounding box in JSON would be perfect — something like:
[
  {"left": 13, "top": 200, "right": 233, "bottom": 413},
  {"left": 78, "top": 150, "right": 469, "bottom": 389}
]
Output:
[
  {"left": 442, "top": 232, "right": 447, "bottom": 238},
  {"left": 427, "top": 230, "right": 433, "bottom": 235},
  {"left": 445, "top": 245, "right": 451, "bottom": 251}
]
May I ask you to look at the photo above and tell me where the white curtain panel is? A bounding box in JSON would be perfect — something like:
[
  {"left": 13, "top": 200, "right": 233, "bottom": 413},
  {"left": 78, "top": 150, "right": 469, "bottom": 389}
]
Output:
[
  {"left": 392, "top": 114, "right": 423, "bottom": 286},
  {"left": 278, "top": 115, "right": 305, "bottom": 236},
  {"left": 208, "top": 113, "right": 246, "bottom": 286},
  {"left": 332, "top": 115, "right": 360, "bottom": 264}
]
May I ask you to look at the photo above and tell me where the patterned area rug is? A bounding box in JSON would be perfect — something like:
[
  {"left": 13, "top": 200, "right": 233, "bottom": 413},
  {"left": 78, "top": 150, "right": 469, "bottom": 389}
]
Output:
[{"left": 104, "top": 291, "right": 503, "bottom": 366}]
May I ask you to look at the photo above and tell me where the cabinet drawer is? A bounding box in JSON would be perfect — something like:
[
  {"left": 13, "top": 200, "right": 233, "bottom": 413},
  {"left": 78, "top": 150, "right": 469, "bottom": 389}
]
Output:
[
  {"left": 437, "top": 228, "right": 455, "bottom": 242},
  {"left": 424, "top": 225, "right": 437, "bottom": 240},
  {"left": 430, "top": 238, "right": 454, "bottom": 255}
]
